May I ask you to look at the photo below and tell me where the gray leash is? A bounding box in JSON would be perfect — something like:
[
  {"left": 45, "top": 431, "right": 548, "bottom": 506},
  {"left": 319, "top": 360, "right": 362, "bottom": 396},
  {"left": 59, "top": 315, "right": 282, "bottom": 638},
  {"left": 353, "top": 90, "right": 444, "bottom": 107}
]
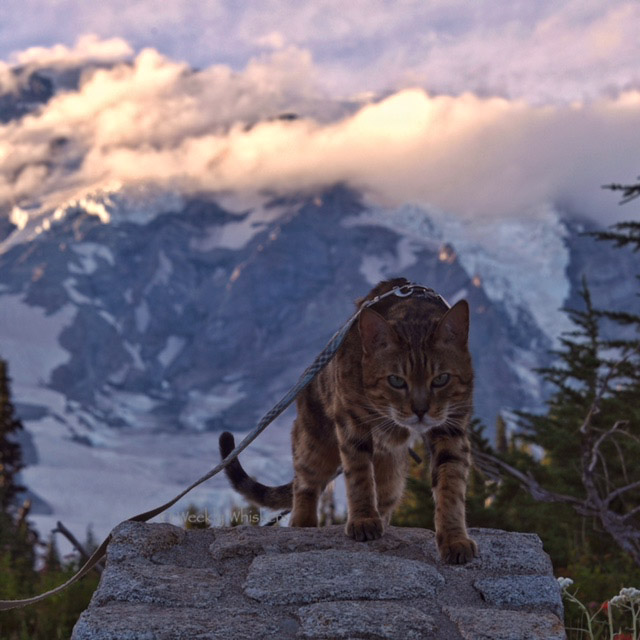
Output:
[{"left": 0, "top": 283, "right": 443, "bottom": 610}]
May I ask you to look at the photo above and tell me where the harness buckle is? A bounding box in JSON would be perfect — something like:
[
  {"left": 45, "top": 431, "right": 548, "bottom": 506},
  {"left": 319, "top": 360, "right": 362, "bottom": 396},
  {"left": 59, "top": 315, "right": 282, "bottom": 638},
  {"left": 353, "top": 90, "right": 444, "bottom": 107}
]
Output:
[
  {"left": 394, "top": 284, "right": 431, "bottom": 298},
  {"left": 393, "top": 285, "right": 415, "bottom": 297}
]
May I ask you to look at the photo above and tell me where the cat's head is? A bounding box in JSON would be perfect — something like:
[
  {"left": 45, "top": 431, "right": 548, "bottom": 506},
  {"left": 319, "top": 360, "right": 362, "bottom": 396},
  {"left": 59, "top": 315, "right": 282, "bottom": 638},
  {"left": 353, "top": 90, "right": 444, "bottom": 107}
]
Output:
[{"left": 358, "top": 300, "right": 473, "bottom": 436}]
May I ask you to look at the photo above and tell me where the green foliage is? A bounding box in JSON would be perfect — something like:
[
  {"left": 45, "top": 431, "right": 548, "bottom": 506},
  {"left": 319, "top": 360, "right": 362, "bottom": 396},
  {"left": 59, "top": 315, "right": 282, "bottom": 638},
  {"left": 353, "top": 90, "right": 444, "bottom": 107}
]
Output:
[{"left": 0, "top": 525, "right": 100, "bottom": 640}]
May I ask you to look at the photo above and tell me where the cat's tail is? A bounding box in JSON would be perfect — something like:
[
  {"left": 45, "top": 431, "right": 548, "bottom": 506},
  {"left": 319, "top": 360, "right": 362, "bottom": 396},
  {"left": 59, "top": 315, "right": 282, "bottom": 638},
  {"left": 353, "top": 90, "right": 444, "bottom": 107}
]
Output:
[{"left": 218, "top": 431, "right": 293, "bottom": 510}]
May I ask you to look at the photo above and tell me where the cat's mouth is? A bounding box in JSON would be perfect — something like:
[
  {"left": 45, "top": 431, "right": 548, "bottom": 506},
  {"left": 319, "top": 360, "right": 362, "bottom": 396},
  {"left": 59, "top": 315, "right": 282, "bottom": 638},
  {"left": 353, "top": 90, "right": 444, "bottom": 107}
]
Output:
[{"left": 388, "top": 408, "right": 446, "bottom": 433}]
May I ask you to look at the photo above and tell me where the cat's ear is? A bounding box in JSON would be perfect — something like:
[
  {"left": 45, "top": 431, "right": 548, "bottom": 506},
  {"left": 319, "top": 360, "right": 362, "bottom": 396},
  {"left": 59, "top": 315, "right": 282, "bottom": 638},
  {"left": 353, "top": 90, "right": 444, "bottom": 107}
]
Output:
[
  {"left": 434, "top": 300, "right": 469, "bottom": 348},
  {"left": 359, "top": 308, "right": 395, "bottom": 355}
]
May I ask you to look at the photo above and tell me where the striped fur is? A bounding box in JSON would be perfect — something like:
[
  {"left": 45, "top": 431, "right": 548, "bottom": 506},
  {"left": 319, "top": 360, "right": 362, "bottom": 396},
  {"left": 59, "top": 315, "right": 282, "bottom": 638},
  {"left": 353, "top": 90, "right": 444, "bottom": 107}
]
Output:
[
  {"left": 219, "top": 431, "right": 292, "bottom": 509},
  {"left": 219, "top": 278, "right": 477, "bottom": 563}
]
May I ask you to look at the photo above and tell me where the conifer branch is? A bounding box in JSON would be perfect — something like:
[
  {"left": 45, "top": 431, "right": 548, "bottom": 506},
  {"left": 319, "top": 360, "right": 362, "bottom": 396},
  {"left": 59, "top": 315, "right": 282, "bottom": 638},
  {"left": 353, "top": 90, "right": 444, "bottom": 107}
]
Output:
[{"left": 602, "top": 180, "right": 640, "bottom": 205}]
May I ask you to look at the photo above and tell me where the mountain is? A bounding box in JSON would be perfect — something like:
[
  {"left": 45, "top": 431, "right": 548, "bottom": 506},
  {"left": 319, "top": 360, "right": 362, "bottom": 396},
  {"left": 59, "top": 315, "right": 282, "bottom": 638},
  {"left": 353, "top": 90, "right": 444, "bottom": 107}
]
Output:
[{"left": 0, "top": 184, "right": 551, "bottom": 432}]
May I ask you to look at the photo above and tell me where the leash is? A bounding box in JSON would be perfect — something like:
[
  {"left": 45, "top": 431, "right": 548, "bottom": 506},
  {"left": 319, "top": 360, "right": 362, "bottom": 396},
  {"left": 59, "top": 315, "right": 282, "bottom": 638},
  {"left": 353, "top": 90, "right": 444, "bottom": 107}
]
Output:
[{"left": 0, "top": 282, "right": 443, "bottom": 610}]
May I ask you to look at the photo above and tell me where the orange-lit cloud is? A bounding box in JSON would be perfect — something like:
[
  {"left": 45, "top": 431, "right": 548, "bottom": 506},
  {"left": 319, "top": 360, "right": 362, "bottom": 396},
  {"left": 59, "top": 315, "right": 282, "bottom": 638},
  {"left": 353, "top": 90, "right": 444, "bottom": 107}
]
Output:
[{"left": 1, "top": 43, "right": 639, "bottom": 225}]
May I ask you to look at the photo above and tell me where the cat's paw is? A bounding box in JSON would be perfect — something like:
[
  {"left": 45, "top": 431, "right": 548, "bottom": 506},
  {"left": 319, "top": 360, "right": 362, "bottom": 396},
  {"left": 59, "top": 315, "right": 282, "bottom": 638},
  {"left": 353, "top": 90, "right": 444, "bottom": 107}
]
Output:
[
  {"left": 345, "top": 517, "right": 384, "bottom": 542},
  {"left": 438, "top": 535, "right": 478, "bottom": 564}
]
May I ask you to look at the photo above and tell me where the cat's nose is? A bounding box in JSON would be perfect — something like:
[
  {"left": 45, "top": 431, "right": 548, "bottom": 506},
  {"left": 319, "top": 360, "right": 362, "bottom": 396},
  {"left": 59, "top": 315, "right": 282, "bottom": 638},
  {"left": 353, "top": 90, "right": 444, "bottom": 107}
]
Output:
[{"left": 412, "top": 403, "right": 429, "bottom": 421}]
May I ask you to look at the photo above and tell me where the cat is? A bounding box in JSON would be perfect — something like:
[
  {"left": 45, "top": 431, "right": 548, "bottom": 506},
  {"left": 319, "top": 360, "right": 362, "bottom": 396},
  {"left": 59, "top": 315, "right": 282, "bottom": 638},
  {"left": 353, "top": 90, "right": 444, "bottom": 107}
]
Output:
[{"left": 219, "top": 277, "right": 477, "bottom": 564}]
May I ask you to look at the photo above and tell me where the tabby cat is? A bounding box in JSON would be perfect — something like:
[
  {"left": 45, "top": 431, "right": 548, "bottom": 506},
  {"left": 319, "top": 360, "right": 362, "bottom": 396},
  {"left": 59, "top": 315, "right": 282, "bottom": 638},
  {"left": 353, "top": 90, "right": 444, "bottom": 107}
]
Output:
[{"left": 219, "top": 278, "right": 477, "bottom": 564}]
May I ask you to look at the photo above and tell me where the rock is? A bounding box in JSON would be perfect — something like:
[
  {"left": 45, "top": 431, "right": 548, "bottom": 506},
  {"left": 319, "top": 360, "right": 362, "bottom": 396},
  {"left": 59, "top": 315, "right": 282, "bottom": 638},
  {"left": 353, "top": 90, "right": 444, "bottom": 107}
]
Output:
[
  {"left": 297, "top": 601, "right": 436, "bottom": 639},
  {"left": 244, "top": 550, "right": 444, "bottom": 604},
  {"left": 466, "top": 529, "right": 554, "bottom": 574},
  {"left": 71, "top": 602, "right": 294, "bottom": 640},
  {"left": 72, "top": 522, "right": 566, "bottom": 640},
  {"left": 444, "top": 606, "right": 566, "bottom": 640},
  {"left": 474, "top": 575, "right": 563, "bottom": 618},
  {"left": 91, "top": 563, "right": 223, "bottom": 608}
]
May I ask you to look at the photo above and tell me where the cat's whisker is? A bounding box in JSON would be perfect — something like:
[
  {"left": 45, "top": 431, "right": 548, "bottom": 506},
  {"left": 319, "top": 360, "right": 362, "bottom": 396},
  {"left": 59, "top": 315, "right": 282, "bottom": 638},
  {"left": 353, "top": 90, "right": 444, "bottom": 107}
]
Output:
[
  {"left": 348, "top": 412, "right": 388, "bottom": 427},
  {"left": 445, "top": 400, "right": 473, "bottom": 410},
  {"left": 368, "top": 420, "right": 397, "bottom": 443},
  {"left": 345, "top": 415, "right": 398, "bottom": 448},
  {"left": 446, "top": 403, "right": 472, "bottom": 414},
  {"left": 349, "top": 419, "right": 396, "bottom": 448}
]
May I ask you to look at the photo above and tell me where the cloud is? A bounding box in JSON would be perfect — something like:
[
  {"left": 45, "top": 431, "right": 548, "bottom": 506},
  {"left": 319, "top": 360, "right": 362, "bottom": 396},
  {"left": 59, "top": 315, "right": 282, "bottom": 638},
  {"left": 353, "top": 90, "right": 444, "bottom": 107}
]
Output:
[
  {"left": 1, "top": 41, "right": 639, "bottom": 229},
  {"left": 403, "top": 1, "right": 640, "bottom": 104},
  {"left": 1, "top": 1, "right": 639, "bottom": 102},
  {"left": 11, "top": 34, "right": 133, "bottom": 68}
]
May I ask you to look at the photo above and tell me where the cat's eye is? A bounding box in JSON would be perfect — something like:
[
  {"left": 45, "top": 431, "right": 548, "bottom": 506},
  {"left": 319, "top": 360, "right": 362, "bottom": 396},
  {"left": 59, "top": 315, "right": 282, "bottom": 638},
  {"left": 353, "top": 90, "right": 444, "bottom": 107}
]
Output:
[
  {"left": 431, "top": 373, "right": 450, "bottom": 388},
  {"left": 388, "top": 375, "right": 407, "bottom": 389}
]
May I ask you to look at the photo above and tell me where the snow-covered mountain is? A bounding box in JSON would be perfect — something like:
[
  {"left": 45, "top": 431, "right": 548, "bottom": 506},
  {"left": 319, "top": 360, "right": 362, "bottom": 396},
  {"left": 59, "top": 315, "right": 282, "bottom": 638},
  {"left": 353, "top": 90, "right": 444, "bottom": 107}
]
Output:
[
  {"left": 1, "top": 62, "right": 640, "bottom": 548},
  {"left": 1, "top": 183, "right": 550, "bottom": 433}
]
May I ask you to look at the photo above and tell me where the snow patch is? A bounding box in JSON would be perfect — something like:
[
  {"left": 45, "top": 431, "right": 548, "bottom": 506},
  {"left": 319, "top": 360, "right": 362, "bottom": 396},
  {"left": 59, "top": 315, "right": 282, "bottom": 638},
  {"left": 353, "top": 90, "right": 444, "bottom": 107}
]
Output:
[
  {"left": 123, "top": 342, "right": 145, "bottom": 370},
  {"left": 180, "top": 383, "right": 246, "bottom": 431},
  {"left": 190, "top": 202, "right": 287, "bottom": 252},
  {"left": 70, "top": 243, "right": 115, "bottom": 274},
  {"left": 158, "top": 336, "right": 186, "bottom": 367},
  {"left": 135, "top": 299, "right": 150, "bottom": 333},
  {"left": 359, "top": 236, "right": 420, "bottom": 286},
  {"left": 343, "top": 203, "right": 441, "bottom": 248},
  {"left": 98, "top": 310, "right": 120, "bottom": 330},
  {"left": 0, "top": 294, "right": 75, "bottom": 387},
  {"left": 53, "top": 182, "right": 186, "bottom": 226},
  {"left": 145, "top": 251, "right": 173, "bottom": 291},
  {"left": 97, "top": 391, "right": 160, "bottom": 428},
  {"left": 62, "top": 278, "right": 96, "bottom": 305},
  {"left": 508, "top": 347, "right": 544, "bottom": 403}
]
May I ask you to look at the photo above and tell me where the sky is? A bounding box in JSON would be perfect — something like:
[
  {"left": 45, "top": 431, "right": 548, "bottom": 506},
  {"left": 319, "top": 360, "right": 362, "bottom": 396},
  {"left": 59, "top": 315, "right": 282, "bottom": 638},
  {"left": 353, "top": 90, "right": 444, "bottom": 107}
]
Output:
[{"left": 1, "top": 0, "right": 640, "bottom": 224}]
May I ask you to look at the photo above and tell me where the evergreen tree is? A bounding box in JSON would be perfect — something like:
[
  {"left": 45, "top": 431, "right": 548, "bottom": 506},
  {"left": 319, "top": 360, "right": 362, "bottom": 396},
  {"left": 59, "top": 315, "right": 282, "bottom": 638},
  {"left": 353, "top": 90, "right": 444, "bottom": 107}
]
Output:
[
  {"left": 84, "top": 525, "right": 98, "bottom": 557},
  {"left": 495, "top": 415, "right": 508, "bottom": 454},
  {"left": 42, "top": 534, "right": 62, "bottom": 573},
  {"left": 0, "top": 359, "right": 25, "bottom": 513}
]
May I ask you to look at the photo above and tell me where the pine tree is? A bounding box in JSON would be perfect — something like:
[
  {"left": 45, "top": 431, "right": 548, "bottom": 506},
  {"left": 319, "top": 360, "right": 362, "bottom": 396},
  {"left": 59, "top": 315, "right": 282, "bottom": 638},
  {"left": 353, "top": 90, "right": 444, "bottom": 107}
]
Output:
[
  {"left": 492, "top": 227, "right": 640, "bottom": 595},
  {"left": 0, "top": 359, "right": 25, "bottom": 513},
  {"left": 42, "top": 534, "right": 62, "bottom": 573},
  {"left": 495, "top": 415, "right": 508, "bottom": 454}
]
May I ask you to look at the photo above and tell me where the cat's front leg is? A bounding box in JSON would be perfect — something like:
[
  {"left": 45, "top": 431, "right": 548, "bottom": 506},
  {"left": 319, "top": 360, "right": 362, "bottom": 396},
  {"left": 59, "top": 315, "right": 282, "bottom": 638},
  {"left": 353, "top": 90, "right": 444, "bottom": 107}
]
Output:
[
  {"left": 337, "top": 420, "right": 383, "bottom": 541},
  {"left": 428, "top": 428, "right": 478, "bottom": 564}
]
